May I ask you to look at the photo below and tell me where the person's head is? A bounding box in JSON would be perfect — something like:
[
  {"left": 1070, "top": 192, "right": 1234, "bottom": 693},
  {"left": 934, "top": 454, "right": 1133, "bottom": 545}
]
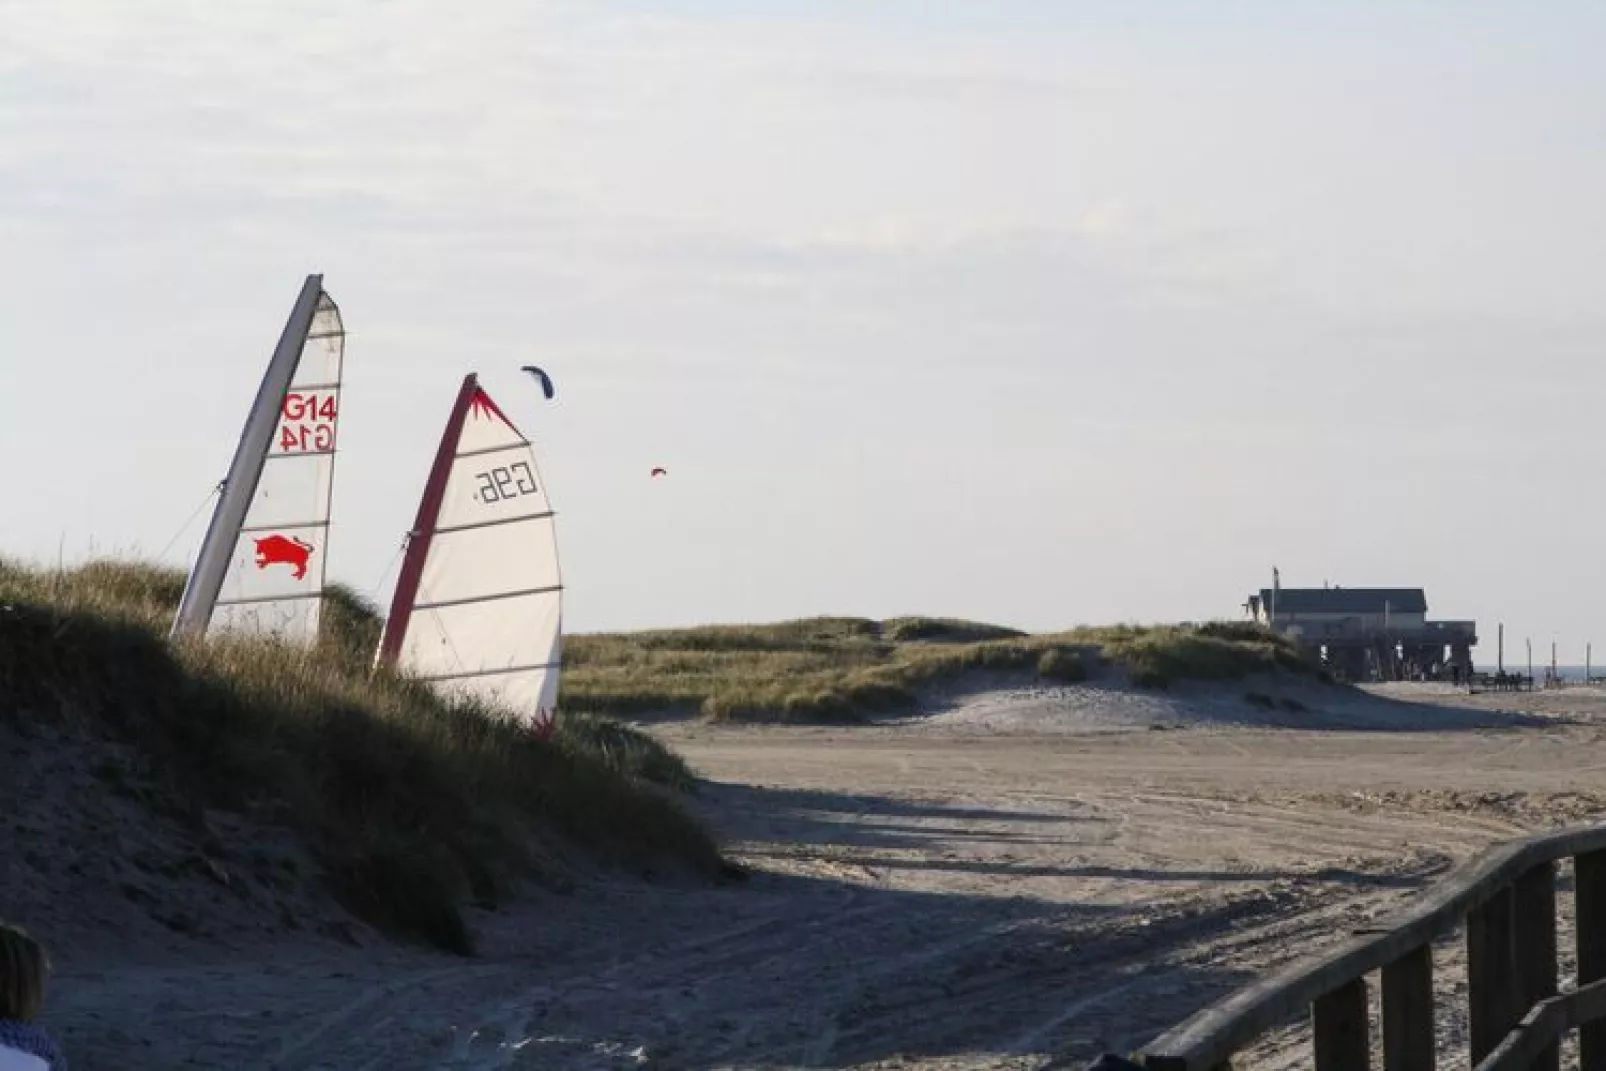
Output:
[{"left": 0, "top": 922, "right": 49, "bottom": 1022}]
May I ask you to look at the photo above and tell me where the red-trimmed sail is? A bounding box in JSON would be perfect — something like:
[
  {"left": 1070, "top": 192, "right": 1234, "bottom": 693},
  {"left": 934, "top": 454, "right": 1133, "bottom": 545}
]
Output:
[{"left": 376, "top": 374, "right": 564, "bottom": 734}]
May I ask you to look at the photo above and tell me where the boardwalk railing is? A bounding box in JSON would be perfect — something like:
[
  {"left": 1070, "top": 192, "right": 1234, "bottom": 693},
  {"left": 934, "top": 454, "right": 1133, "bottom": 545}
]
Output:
[
  {"left": 1134, "top": 824, "right": 1606, "bottom": 1071},
  {"left": 1469, "top": 671, "right": 1536, "bottom": 693}
]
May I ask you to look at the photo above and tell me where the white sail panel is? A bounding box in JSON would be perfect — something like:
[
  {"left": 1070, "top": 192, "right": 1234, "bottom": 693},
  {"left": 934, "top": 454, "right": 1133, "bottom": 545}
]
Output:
[
  {"left": 207, "top": 293, "right": 344, "bottom": 640},
  {"left": 211, "top": 596, "right": 320, "bottom": 637},
  {"left": 391, "top": 383, "right": 563, "bottom": 727},
  {"left": 414, "top": 519, "right": 561, "bottom": 606},
  {"left": 401, "top": 593, "right": 562, "bottom": 692},
  {"left": 440, "top": 666, "right": 561, "bottom": 715}
]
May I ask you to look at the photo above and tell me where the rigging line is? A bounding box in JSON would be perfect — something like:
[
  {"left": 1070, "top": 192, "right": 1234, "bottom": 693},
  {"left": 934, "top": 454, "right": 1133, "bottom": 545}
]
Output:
[
  {"left": 432, "top": 591, "right": 469, "bottom": 669},
  {"left": 421, "top": 601, "right": 472, "bottom": 683},
  {"left": 367, "top": 539, "right": 407, "bottom": 603},
  {"left": 394, "top": 530, "right": 471, "bottom": 678},
  {"left": 410, "top": 576, "right": 471, "bottom": 680},
  {"left": 157, "top": 481, "right": 223, "bottom": 563}
]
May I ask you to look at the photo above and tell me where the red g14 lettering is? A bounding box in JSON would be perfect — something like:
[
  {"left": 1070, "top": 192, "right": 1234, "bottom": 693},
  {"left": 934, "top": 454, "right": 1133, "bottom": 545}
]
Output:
[{"left": 278, "top": 392, "right": 338, "bottom": 452}]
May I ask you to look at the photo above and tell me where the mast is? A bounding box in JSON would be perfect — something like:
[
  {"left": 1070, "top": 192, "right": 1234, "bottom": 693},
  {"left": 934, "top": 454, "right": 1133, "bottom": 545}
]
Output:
[
  {"left": 375, "top": 374, "right": 480, "bottom": 667},
  {"left": 172, "top": 274, "right": 324, "bottom": 639}
]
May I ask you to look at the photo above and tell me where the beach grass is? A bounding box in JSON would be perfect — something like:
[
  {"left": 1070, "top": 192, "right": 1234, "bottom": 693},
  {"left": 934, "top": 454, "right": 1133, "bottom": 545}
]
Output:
[
  {"left": 562, "top": 617, "right": 1321, "bottom": 722},
  {"left": 0, "top": 559, "right": 728, "bottom": 955}
]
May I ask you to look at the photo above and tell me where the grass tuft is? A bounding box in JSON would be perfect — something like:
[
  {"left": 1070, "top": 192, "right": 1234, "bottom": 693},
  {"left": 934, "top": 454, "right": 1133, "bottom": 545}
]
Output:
[
  {"left": 880, "top": 617, "right": 1028, "bottom": 644},
  {"left": 329, "top": 841, "right": 475, "bottom": 955},
  {"left": 318, "top": 583, "right": 384, "bottom": 670},
  {"left": 555, "top": 710, "right": 699, "bottom": 792},
  {"left": 1101, "top": 625, "right": 1313, "bottom": 691},
  {"left": 1037, "top": 647, "right": 1089, "bottom": 683}
]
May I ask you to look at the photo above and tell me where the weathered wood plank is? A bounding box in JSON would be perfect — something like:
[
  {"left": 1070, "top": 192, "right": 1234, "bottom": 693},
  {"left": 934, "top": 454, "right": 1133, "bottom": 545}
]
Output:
[
  {"left": 1475, "top": 976, "right": 1606, "bottom": 1071},
  {"left": 1477, "top": 1000, "right": 1564, "bottom": 1071},
  {"left": 1513, "top": 862, "right": 1558, "bottom": 1071},
  {"left": 1382, "top": 945, "right": 1434, "bottom": 1071},
  {"left": 1138, "top": 825, "right": 1606, "bottom": 1070},
  {"left": 1314, "top": 977, "right": 1370, "bottom": 1071},
  {"left": 1469, "top": 885, "right": 1518, "bottom": 1064},
  {"left": 1580, "top": 850, "right": 1606, "bottom": 1071},
  {"left": 1560, "top": 977, "right": 1606, "bottom": 1031}
]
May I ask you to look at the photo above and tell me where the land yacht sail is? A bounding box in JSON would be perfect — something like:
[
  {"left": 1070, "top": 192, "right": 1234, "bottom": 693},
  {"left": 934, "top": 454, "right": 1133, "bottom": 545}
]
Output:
[
  {"left": 375, "top": 374, "right": 564, "bottom": 734},
  {"left": 171, "top": 274, "right": 345, "bottom": 641}
]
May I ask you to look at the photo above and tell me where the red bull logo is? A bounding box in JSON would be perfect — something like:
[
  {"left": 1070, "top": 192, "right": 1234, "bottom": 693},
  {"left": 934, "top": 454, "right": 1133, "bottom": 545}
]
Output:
[{"left": 253, "top": 535, "right": 315, "bottom": 581}]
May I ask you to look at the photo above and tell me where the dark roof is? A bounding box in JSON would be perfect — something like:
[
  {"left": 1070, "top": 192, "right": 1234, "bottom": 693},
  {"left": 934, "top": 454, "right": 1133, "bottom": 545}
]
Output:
[{"left": 1256, "top": 588, "right": 1427, "bottom": 615}]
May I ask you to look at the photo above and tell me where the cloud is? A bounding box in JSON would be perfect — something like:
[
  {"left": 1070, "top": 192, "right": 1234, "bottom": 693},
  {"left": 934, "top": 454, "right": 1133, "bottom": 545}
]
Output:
[{"left": 4, "top": 2, "right": 1606, "bottom": 641}]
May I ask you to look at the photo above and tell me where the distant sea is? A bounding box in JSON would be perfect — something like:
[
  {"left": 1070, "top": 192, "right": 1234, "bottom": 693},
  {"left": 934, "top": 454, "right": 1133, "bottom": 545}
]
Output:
[{"left": 1477, "top": 662, "right": 1600, "bottom": 682}]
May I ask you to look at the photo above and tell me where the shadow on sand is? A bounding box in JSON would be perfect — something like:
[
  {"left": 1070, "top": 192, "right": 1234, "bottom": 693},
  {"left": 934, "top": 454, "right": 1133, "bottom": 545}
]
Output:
[
  {"left": 512, "top": 780, "right": 1438, "bottom": 1070},
  {"left": 48, "top": 781, "right": 1436, "bottom": 1070}
]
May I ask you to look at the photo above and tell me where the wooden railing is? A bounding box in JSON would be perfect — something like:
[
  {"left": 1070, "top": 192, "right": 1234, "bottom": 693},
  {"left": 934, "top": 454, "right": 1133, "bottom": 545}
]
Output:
[
  {"left": 1469, "top": 672, "right": 1536, "bottom": 693},
  {"left": 1134, "top": 825, "right": 1606, "bottom": 1071}
]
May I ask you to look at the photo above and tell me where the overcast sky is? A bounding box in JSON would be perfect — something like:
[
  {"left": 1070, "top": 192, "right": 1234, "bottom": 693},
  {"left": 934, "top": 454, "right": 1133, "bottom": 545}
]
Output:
[{"left": 3, "top": 2, "right": 1603, "bottom": 655}]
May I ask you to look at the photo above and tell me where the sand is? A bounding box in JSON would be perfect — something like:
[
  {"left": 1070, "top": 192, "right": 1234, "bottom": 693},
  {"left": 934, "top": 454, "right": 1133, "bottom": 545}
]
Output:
[{"left": 20, "top": 680, "right": 1606, "bottom": 1070}]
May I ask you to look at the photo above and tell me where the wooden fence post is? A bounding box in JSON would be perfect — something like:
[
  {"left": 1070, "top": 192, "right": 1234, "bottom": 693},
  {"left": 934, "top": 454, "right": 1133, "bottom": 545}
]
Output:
[
  {"left": 1514, "top": 862, "right": 1558, "bottom": 1071},
  {"left": 1314, "top": 977, "right": 1370, "bottom": 1071},
  {"left": 1469, "top": 885, "right": 1519, "bottom": 1064},
  {"left": 1382, "top": 945, "right": 1434, "bottom": 1071},
  {"left": 1578, "top": 850, "right": 1606, "bottom": 1071}
]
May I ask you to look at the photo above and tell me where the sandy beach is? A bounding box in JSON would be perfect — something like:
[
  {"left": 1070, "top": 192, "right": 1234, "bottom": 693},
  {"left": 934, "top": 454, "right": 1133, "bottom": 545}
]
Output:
[{"left": 18, "top": 680, "right": 1606, "bottom": 1069}]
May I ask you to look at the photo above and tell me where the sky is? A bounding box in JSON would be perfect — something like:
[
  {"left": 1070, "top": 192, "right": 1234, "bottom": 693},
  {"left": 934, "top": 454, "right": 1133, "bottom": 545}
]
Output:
[{"left": 2, "top": 2, "right": 1604, "bottom": 655}]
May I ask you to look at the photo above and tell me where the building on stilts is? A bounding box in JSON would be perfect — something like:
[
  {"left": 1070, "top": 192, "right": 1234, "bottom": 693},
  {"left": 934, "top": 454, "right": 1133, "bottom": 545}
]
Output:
[{"left": 1244, "top": 583, "right": 1476, "bottom": 683}]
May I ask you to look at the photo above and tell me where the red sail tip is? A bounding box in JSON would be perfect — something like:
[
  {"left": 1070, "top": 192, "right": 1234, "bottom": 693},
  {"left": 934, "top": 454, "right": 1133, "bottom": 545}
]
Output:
[{"left": 468, "top": 388, "right": 519, "bottom": 431}]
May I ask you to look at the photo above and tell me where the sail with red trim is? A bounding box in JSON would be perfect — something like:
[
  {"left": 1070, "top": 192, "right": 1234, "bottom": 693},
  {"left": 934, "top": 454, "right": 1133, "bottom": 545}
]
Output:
[
  {"left": 375, "top": 374, "right": 563, "bottom": 733},
  {"left": 172, "top": 275, "right": 345, "bottom": 641}
]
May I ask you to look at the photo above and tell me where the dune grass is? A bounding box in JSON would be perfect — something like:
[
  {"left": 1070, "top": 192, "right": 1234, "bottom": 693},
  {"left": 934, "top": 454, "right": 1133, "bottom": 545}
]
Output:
[
  {"left": 1098, "top": 621, "right": 1320, "bottom": 689},
  {"left": 562, "top": 617, "right": 1052, "bottom": 722},
  {"left": 0, "top": 560, "right": 727, "bottom": 955},
  {"left": 562, "top": 616, "right": 1322, "bottom": 723}
]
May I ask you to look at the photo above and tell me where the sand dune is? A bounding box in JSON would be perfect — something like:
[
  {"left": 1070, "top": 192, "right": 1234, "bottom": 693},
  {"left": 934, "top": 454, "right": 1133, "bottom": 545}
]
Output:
[
  {"left": 914, "top": 675, "right": 1556, "bottom": 734},
  {"left": 29, "top": 682, "right": 1606, "bottom": 1069}
]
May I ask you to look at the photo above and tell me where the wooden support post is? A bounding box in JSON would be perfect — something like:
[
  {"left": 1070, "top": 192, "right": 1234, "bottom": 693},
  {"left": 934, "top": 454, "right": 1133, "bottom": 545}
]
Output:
[
  {"left": 1578, "top": 850, "right": 1606, "bottom": 1071},
  {"left": 1514, "top": 862, "right": 1559, "bottom": 1071},
  {"left": 1382, "top": 945, "right": 1434, "bottom": 1071},
  {"left": 1469, "top": 885, "right": 1519, "bottom": 1065},
  {"left": 1314, "top": 977, "right": 1370, "bottom": 1071}
]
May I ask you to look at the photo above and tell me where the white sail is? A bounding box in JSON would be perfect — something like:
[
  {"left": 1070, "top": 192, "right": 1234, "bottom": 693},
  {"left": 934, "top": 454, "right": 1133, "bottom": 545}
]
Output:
[
  {"left": 171, "top": 275, "right": 345, "bottom": 641},
  {"left": 376, "top": 375, "right": 563, "bottom": 731}
]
